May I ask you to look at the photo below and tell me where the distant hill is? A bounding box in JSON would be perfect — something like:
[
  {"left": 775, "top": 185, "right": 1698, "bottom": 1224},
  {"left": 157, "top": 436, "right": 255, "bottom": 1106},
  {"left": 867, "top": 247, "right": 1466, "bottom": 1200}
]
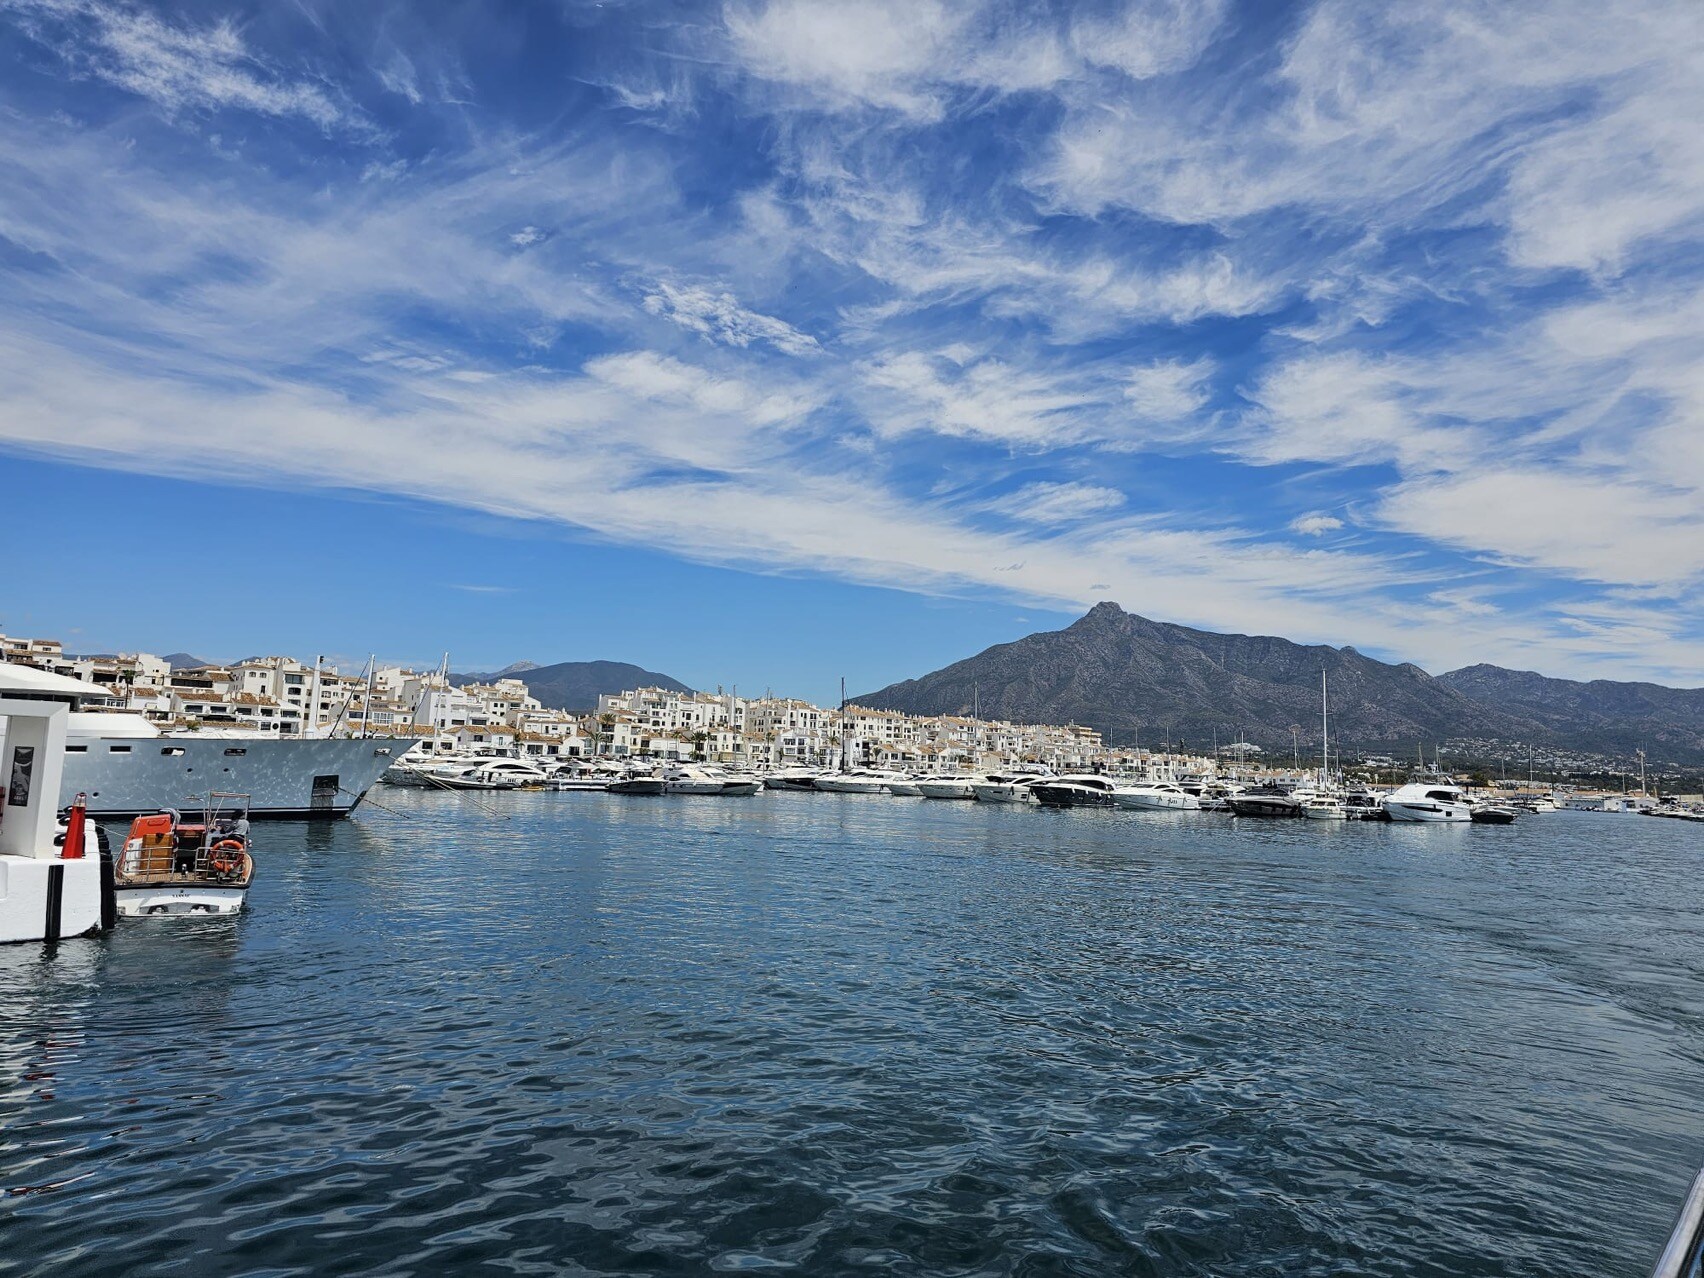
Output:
[
  {"left": 453, "top": 660, "right": 690, "bottom": 712},
  {"left": 163, "top": 652, "right": 215, "bottom": 670},
  {"left": 1438, "top": 665, "right": 1704, "bottom": 761},
  {"left": 856, "top": 602, "right": 1524, "bottom": 753},
  {"left": 855, "top": 601, "right": 1704, "bottom": 763}
]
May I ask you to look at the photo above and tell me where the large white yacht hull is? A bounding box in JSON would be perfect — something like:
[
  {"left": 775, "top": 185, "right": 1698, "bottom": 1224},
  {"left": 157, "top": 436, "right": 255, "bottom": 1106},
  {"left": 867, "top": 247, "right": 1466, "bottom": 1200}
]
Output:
[
  {"left": 61, "top": 735, "right": 409, "bottom": 818},
  {"left": 1383, "top": 801, "right": 1471, "bottom": 823},
  {"left": 1111, "top": 791, "right": 1201, "bottom": 811},
  {"left": 917, "top": 780, "right": 977, "bottom": 799}
]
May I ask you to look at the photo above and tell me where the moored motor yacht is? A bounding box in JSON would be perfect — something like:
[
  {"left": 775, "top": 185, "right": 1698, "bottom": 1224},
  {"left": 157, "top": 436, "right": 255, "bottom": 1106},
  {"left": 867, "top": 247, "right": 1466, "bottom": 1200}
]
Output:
[
  {"left": 115, "top": 792, "right": 255, "bottom": 916},
  {"left": 663, "top": 765, "right": 763, "bottom": 796},
  {"left": 815, "top": 769, "right": 905, "bottom": 794},
  {"left": 764, "top": 768, "right": 821, "bottom": 791},
  {"left": 546, "top": 761, "right": 622, "bottom": 791},
  {"left": 917, "top": 775, "right": 980, "bottom": 799},
  {"left": 1470, "top": 801, "right": 1519, "bottom": 824},
  {"left": 1342, "top": 787, "right": 1387, "bottom": 820},
  {"left": 1298, "top": 791, "right": 1347, "bottom": 820},
  {"left": 1382, "top": 780, "right": 1473, "bottom": 823},
  {"left": 1111, "top": 781, "right": 1201, "bottom": 811},
  {"left": 1030, "top": 774, "right": 1120, "bottom": 808},
  {"left": 1229, "top": 784, "right": 1303, "bottom": 818},
  {"left": 885, "top": 776, "right": 924, "bottom": 796},
  {"left": 607, "top": 770, "right": 666, "bottom": 795},
  {"left": 973, "top": 772, "right": 1050, "bottom": 804}
]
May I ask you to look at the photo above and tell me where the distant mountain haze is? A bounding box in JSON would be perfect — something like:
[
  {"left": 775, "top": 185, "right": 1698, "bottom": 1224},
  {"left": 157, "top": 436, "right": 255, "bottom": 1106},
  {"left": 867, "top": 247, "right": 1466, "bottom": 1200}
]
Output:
[
  {"left": 856, "top": 602, "right": 1704, "bottom": 763},
  {"left": 453, "top": 660, "right": 691, "bottom": 712},
  {"left": 1436, "top": 665, "right": 1704, "bottom": 763}
]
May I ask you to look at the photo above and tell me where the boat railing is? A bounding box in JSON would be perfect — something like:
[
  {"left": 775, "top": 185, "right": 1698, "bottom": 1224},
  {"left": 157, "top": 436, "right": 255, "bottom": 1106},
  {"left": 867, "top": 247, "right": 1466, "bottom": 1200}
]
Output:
[{"left": 1654, "top": 1166, "right": 1704, "bottom": 1278}]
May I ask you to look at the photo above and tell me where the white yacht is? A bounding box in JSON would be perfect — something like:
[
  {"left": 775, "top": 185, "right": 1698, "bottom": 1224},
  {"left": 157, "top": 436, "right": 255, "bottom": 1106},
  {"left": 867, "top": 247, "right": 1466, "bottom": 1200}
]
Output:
[
  {"left": 916, "top": 775, "right": 980, "bottom": 800},
  {"left": 1111, "top": 781, "right": 1202, "bottom": 811},
  {"left": 764, "top": 768, "right": 821, "bottom": 791},
  {"left": 1382, "top": 780, "right": 1473, "bottom": 823},
  {"left": 22, "top": 704, "right": 409, "bottom": 818},
  {"left": 973, "top": 772, "right": 1049, "bottom": 804},
  {"left": 815, "top": 769, "right": 906, "bottom": 794},
  {"left": 1030, "top": 774, "right": 1120, "bottom": 808},
  {"left": 547, "top": 761, "right": 623, "bottom": 791},
  {"left": 663, "top": 765, "right": 763, "bottom": 796},
  {"left": 1299, "top": 791, "right": 1347, "bottom": 820}
]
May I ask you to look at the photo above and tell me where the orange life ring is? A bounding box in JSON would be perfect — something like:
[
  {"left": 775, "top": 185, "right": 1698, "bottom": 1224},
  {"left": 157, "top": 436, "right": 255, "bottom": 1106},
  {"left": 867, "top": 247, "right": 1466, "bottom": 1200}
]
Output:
[{"left": 209, "top": 840, "right": 246, "bottom": 875}]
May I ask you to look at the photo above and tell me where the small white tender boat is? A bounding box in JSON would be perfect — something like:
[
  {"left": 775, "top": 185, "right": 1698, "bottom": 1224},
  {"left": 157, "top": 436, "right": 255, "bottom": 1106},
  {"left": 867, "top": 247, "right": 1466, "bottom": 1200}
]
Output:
[{"left": 115, "top": 793, "right": 255, "bottom": 917}]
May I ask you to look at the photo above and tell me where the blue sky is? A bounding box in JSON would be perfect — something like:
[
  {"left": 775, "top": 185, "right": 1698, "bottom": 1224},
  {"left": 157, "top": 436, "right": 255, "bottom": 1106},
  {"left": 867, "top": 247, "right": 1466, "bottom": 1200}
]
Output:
[{"left": 1, "top": 0, "right": 1701, "bottom": 702}]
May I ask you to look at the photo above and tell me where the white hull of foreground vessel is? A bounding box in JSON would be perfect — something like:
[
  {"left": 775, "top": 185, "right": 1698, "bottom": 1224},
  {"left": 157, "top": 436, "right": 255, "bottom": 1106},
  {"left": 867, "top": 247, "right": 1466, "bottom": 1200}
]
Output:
[
  {"left": 115, "top": 883, "right": 247, "bottom": 917},
  {"left": 57, "top": 733, "right": 410, "bottom": 818},
  {"left": 0, "top": 855, "right": 105, "bottom": 943}
]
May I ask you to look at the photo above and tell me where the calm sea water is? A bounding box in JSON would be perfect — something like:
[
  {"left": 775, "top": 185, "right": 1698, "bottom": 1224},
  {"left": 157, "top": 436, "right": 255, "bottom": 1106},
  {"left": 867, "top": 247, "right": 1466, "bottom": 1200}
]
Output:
[{"left": 4, "top": 793, "right": 1702, "bottom": 1276}]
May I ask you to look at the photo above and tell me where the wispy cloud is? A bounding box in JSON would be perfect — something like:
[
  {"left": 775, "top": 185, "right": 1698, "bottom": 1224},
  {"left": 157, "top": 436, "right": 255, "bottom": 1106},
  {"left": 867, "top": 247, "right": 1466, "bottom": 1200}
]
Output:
[
  {"left": 0, "top": 0, "right": 1700, "bottom": 683},
  {"left": 641, "top": 280, "right": 821, "bottom": 356},
  {"left": 4, "top": 0, "right": 364, "bottom": 132}
]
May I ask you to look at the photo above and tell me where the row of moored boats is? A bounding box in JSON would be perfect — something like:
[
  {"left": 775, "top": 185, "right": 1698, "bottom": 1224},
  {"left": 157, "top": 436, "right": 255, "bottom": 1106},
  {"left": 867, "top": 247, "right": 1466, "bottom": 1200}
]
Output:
[{"left": 384, "top": 755, "right": 1543, "bottom": 823}]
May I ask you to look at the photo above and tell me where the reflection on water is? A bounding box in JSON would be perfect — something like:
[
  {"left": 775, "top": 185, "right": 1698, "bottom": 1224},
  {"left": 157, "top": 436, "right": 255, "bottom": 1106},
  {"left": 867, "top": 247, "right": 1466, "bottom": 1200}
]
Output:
[{"left": 3, "top": 794, "right": 1702, "bottom": 1277}]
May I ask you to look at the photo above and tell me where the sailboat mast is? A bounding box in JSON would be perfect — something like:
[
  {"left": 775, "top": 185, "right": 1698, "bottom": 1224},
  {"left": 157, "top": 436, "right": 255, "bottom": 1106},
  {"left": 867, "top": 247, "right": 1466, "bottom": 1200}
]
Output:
[{"left": 1320, "top": 668, "right": 1329, "bottom": 784}]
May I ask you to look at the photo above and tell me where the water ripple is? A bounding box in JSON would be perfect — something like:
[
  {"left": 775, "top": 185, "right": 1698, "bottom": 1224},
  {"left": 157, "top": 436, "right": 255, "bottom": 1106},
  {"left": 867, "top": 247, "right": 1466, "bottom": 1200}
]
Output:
[{"left": 2, "top": 795, "right": 1700, "bottom": 1276}]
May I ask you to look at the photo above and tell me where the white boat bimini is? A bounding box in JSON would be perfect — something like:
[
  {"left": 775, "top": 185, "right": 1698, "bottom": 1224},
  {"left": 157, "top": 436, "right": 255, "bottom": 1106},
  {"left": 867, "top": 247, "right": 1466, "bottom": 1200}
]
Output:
[{"left": 1382, "top": 780, "right": 1473, "bottom": 823}]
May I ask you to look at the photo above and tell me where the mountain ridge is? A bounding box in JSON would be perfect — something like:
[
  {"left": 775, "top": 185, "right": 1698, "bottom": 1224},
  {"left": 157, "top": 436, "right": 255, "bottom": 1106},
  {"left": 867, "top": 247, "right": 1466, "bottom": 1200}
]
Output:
[
  {"left": 856, "top": 602, "right": 1703, "bottom": 763},
  {"left": 453, "top": 659, "right": 690, "bottom": 712}
]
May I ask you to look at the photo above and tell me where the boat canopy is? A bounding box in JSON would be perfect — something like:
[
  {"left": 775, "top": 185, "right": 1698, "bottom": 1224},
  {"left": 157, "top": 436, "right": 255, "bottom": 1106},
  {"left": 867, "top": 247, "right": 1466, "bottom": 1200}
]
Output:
[{"left": 0, "top": 663, "right": 110, "bottom": 702}]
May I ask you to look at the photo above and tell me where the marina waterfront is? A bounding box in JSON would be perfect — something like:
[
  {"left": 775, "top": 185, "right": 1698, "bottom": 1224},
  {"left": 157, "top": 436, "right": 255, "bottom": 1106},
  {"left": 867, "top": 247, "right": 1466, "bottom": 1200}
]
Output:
[{"left": 4, "top": 793, "right": 1703, "bottom": 1276}]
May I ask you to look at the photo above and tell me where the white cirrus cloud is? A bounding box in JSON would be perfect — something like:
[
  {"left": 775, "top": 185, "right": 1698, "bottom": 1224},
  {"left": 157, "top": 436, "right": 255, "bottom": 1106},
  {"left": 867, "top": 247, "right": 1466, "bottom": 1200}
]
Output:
[
  {"left": 2, "top": 0, "right": 364, "bottom": 132},
  {"left": 1290, "top": 513, "right": 1344, "bottom": 536},
  {"left": 987, "top": 481, "right": 1125, "bottom": 525},
  {"left": 1124, "top": 356, "right": 1213, "bottom": 420},
  {"left": 641, "top": 280, "right": 821, "bottom": 356}
]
